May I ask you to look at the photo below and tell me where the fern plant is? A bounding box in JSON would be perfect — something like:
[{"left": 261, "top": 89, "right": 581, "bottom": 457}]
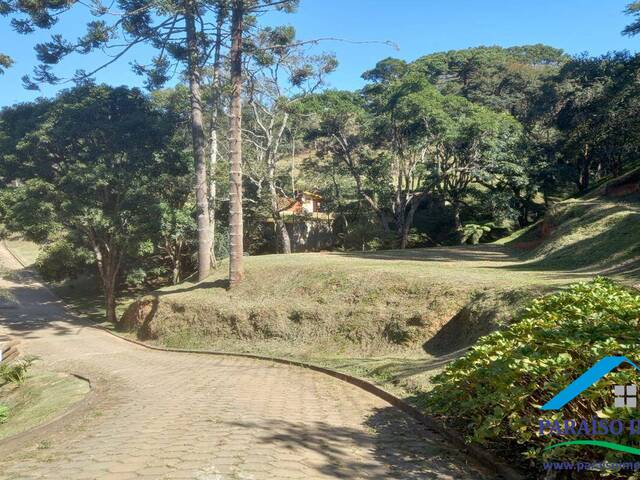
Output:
[{"left": 461, "top": 223, "right": 492, "bottom": 244}]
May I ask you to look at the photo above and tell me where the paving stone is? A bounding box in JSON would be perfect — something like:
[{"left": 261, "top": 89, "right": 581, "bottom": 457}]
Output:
[{"left": 0, "top": 244, "right": 488, "bottom": 480}]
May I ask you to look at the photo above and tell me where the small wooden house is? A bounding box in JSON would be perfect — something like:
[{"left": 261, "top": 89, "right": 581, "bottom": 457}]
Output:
[{"left": 281, "top": 191, "right": 325, "bottom": 215}]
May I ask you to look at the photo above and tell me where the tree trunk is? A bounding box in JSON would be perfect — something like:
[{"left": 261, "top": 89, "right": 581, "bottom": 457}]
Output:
[
  {"left": 276, "top": 218, "right": 292, "bottom": 254},
  {"left": 171, "top": 241, "right": 182, "bottom": 285},
  {"left": 399, "top": 197, "right": 421, "bottom": 249},
  {"left": 580, "top": 159, "right": 590, "bottom": 192},
  {"left": 209, "top": 128, "right": 218, "bottom": 267},
  {"left": 104, "top": 279, "right": 117, "bottom": 325},
  {"left": 91, "top": 241, "right": 119, "bottom": 325},
  {"left": 228, "top": 0, "right": 244, "bottom": 287},
  {"left": 208, "top": 4, "right": 225, "bottom": 270},
  {"left": 452, "top": 202, "right": 463, "bottom": 243},
  {"left": 185, "top": 0, "right": 211, "bottom": 282},
  {"left": 270, "top": 183, "right": 291, "bottom": 254},
  {"left": 172, "top": 262, "right": 180, "bottom": 285},
  {"left": 269, "top": 185, "right": 292, "bottom": 254}
]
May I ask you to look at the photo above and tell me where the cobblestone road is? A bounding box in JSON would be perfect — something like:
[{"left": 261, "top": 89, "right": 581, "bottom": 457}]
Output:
[{"left": 0, "top": 245, "right": 486, "bottom": 479}]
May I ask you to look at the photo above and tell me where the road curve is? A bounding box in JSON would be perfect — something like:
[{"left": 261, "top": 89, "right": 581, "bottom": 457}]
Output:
[{"left": 0, "top": 245, "right": 486, "bottom": 480}]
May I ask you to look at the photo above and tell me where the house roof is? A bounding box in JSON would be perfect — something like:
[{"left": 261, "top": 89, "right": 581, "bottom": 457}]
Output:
[
  {"left": 301, "top": 191, "right": 323, "bottom": 200},
  {"left": 276, "top": 196, "right": 297, "bottom": 212}
]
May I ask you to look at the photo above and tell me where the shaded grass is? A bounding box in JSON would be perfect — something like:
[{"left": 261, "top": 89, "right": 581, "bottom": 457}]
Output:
[
  {"left": 0, "top": 369, "right": 89, "bottom": 440},
  {"left": 498, "top": 197, "right": 640, "bottom": 283},
  {"left": 3, "top": 236, "right": 39, "bottom": 267},
  {"left": 0, "top": 288, "right": 18, "bottom": 309}
]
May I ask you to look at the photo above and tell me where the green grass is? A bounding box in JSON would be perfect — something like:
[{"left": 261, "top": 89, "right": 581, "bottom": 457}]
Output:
[
  {"left": 122, "top": 245, "right": 570, "bottom": 349},
  {"left": 4, "top": 235, "right": 40, "bottom": 267},
  {"left": 0, "top": 368, "right": 89, "bottom": 440},
  {"left": 497, "top": 197, "right": 640, "bottom": 283}
]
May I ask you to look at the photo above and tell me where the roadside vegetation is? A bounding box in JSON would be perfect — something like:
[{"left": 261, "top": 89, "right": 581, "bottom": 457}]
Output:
[
  {"left": 497, "top": 172, "right": 640, "bottom": 278},
  {"left": 425, "top": 278, "right": 640, "bottom": 476},
  {"left": 0, "top": 357, "right": 89, "bottom": 440}
]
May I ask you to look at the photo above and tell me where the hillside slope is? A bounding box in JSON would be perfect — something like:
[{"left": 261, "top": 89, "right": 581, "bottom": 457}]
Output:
[
  {"left": 120, "top": 246, "right": 577, "bottom": 359},
  {"left": 497, "top": 168, "right": 640, "bottom": 284},
  {"left": 118, "top": 174, "right": 639, "bottom": 394}
]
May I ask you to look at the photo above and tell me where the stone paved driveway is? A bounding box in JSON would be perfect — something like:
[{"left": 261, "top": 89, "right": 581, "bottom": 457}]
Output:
[{"left": 0, "top": 245, "right": 487, "bottom": 480}]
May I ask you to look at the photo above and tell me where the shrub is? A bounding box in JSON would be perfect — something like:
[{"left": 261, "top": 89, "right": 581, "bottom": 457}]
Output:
[
  {"left": 0, "top": 356, "right": 38, "bottom": 385},
  {"left": 461, "top": 223, "right": 492, "bottom": 244},
  {"left": 423, "top": 278, "right": 640, "bottom": 472},
  {"left": 35, "top": 238, "right": 93, "bottom": 281},
  {"left": 0, "top": 404, "right": 7, "bottom": 423}
]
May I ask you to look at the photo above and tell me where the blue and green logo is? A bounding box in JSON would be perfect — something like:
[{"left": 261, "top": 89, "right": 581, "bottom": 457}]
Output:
[{"left": 540, "top": 356, "right": 640, "bottom": 455}]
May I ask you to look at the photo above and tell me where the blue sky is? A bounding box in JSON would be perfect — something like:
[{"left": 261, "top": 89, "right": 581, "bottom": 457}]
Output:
[{"left": 1, "top": 0, "right": 638, "bottom": 106}]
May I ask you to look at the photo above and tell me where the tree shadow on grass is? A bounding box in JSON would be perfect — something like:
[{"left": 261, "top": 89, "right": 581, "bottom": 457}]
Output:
[
  {"left": 498, "top": 213, "right": 640, "bottom": 283},
  {"left": 226, "top": 407, "right": 487, "bottom": 479},
  {"left": 153, "top": 278, "right": 229, "bottom": 296},
  {"left": 337, "top": 244, "right": 518, "bottom": 264}
]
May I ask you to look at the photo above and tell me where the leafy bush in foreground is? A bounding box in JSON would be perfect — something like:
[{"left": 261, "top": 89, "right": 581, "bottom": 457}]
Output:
[{"left": 424, "top": 278, "right": 640, "bottom": 473}]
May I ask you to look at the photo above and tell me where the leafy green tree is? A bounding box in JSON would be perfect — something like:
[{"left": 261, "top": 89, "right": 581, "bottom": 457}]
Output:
[
  {"left": 302, "top": 90, "right": 396, "bottom": 237},
  {"left": 623, "top": 1, "right": 640, "bottom": 36},
  {"left": 304, "top": 67, "right": 523, "bottom": 247},
  {"left": 362, "top": 66, "right": 523, "bottom": 243},
  {"left": 2, "top": 0, "right": 299, "bottom": 285},
  {"left": 1, "top": 0, "right": 233, "bottom": 280},
  {"left": 0, "top": 85, "right": 187, "bottom": 323},
  {"left": 546, "top": 52, "right": 639, "bottom": 192},
  {"left": 0, "top": 99, "right": 56, "bottom": 184},
  {"left": 364, "top": 71, "right": 445, "bottom": 247},
  {"left": 412, "top": 45, "right": 567, "bottom": 121}
]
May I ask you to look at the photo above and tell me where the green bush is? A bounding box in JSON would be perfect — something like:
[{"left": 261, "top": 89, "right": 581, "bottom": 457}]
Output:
[
  {"left": 423, "top": 278, "right": 640, "bottom": 472},
  {"left": 0, "top": 404, "right": 7, "bottom": 424},
  {"left": 0, "top": 356, "right": 37, "bottom": 385},
  {"left": 461, "top": 223, "right": 492, "bottom": 244},
  {"left": 35, "top": 238, "right": 93, "bottom": 281}
]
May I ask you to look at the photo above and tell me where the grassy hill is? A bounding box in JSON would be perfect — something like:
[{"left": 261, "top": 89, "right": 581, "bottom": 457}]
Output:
[
  {"left": 118, "top": 170, "right": 640, "bottom": 395},
  {"left": 119, "top": 245, "right": 568, "bottom": 394},
  {"left": 496, "top": 167, "right": 640, "bottom": 284},
  {"left": 121, "top": 246, "right": 569, "bottom": 351}
]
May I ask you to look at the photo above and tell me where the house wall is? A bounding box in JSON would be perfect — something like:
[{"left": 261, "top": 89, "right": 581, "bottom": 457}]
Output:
[{"left": 286, "top": 218, "right": 335, "bottom": 252}]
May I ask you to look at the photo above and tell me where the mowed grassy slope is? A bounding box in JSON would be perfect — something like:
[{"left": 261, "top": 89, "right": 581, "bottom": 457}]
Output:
[
  {"left": 120, "top": 246, "right": 575, "bottom": 361},
  {"left": 0, "top": 369, "right": 89, "bottom": 440},
  {"left": 496, "top": 172, "right": 640, "bottom": 284}
]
